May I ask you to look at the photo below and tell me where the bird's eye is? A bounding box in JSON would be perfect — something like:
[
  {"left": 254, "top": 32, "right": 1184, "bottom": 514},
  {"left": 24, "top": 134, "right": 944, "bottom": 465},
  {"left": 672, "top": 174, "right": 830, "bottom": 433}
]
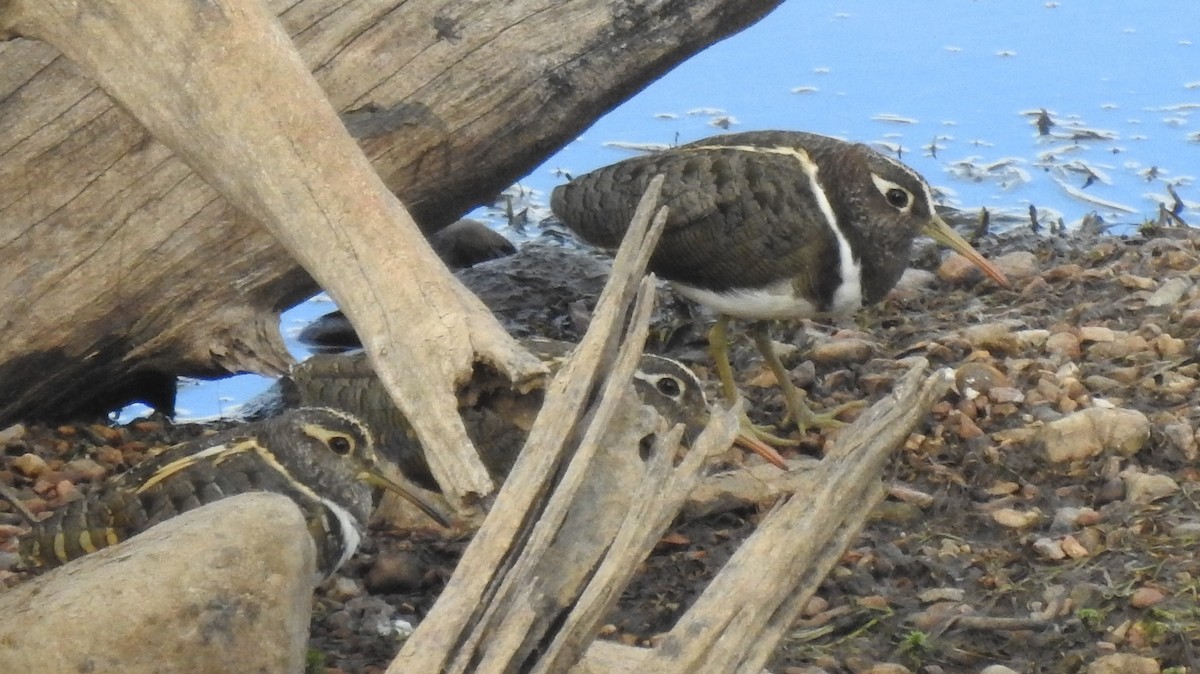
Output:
[
  {"left": 885, "top": 187, "right": 911, "bottom": 209},
  {"left": 656, "top": 375, "right": 683, "bottom": 398},
  {"left": 328, "top": 435, "right": 354, "bottom": 455}
]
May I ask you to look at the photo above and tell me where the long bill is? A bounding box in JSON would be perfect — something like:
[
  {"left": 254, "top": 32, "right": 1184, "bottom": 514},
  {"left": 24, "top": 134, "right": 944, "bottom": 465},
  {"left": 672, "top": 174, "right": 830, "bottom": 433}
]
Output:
[
  {"left": 359, "top": 469, "right": 453, "bottom": 527},
  {"left": 921, "top": 215, "right": 1010, "bottom": 288},
  {"left": 733, "top": 431, "right": 790, "bottom": 470}
]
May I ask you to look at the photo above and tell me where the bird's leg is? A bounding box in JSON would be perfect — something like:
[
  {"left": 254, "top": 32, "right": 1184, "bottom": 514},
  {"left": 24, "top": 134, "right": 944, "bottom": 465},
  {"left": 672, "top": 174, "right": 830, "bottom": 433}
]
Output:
[
  {"left": 708, "top": 314, "right": 739, "bottom": 402},
  {"left": 708, "top": 316, "right": 799, "bottom": 447},
  {"left": 750, "top": 321, "right": 856, "bottom": 434}
]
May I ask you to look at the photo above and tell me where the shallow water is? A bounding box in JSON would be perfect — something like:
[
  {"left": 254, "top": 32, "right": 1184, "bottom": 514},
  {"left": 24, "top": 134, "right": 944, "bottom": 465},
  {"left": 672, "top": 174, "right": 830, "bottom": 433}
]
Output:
[{"left": 159, "top": 1, "right": 1200, "bottom": 420}]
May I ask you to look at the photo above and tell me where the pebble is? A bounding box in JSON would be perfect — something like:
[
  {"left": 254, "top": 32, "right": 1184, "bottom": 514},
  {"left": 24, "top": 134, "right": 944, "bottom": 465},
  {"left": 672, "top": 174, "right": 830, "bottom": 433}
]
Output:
[
  {"left": 961, "top": 321, "right": 1024, "bottom": 355},
  {"left": 1061, "top": 535, "right": 1089, "bottom": 559},
  {"left": 954, "top": 362, "right": 1011, "bottom": 399},
  {"left": 1044, "top": 331, "right": 1081, "bottom": 358},
  {"left": 917, "top": 587, "right": 965, "bottom": 603},
  {"left": 992, "top": 508, "right": 1039, "bottom": 529},
  {"left": 1032, "top": 537, "right": 1065, "bottom": 560},
  {"left": 807, "top": 337, "right": 875, "bottom": 365},
  {"left": 1086, "top": 653, "right": 1160, "bottom": 674},
  {"left": 980, "top": 666, "right": 1020, "bottom": 674},
  {"left": 862, "top": 664, "right": 913, "bottom": 674},
  {"left": 1128, "top": 586, "right": 1166, "bottom": 609},
  {"left": 994, "top": 251, "right": 1039, "bottom": 280},
  {"left": 0, "top": 424, "right": 26, "bottom": 446},
  {"left": 1146, "top": 277, "right": 1192, "bottom": 306},
  {"left": 10, "top": 453, "right": 48, "bottom": 478},
  {"left": 364, "top": 550, "right": 427, "bottom": 594},
  {"left": 1122, "top": 471, "right": 1179, "bottom": 504},
  {"left": 1039, "top": 407, "right": 1151, "bottom": 463}
]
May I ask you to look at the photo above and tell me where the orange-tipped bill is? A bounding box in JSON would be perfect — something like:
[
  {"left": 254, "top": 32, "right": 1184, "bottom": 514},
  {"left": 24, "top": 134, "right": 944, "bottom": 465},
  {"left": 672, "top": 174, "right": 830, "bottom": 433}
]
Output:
[
  {"left": 922, "top": 216, "right": 1010, "bottom": 288},
  {"left": 734, "top": 431, "right": 790, "bottom": 470}
]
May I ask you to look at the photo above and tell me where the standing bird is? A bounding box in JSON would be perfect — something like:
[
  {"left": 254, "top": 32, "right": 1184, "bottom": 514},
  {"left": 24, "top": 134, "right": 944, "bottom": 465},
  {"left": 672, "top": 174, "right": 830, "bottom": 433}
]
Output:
[
  {"left": 274, "top": 338, "right": 787, "bottom": 490},
  {"left": 18, "top": 407, "right": 449, "bottom": 577},
  {"left": 551, "top": 130, "right": 1009, "bottom": 440}
]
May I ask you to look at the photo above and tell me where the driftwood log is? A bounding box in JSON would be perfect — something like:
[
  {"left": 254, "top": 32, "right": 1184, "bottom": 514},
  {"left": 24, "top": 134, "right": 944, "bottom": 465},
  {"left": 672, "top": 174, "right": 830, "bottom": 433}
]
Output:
[{"left": 0, "top": 0, "right": 780, "bottom": 506}]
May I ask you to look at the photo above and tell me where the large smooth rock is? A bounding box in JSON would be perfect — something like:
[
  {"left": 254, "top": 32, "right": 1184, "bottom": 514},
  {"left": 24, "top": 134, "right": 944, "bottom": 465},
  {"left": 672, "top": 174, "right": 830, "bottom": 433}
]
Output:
[{"left": 0, "top": 493, "right": 317, "bottom": 674}]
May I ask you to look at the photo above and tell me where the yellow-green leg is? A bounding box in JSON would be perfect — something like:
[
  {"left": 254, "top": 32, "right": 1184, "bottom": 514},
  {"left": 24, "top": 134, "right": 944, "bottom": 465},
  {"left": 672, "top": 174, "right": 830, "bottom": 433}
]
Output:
[
  {"left": 749, "top": 321, "right": 860, "bottom": 433},
  {"left": 708, "top": 316, "right": 799, "bottom": 447}
]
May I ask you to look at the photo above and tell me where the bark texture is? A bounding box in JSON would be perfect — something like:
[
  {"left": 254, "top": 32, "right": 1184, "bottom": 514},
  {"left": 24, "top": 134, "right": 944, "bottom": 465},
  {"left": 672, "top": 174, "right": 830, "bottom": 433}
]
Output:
[{"left": 0, "top": 0, "right": 781, "bottom": 424}]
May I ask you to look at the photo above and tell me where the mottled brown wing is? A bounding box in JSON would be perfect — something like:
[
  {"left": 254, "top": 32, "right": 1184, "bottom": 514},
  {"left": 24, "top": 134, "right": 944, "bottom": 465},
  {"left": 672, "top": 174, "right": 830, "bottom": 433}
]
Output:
[{"left": 551, "top": 141, "right": 845, "bottom": 296}]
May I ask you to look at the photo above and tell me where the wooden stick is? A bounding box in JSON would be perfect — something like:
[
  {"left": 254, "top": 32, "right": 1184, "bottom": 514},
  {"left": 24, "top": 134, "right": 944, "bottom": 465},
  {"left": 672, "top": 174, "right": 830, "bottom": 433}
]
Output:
[
  {"left": 388, "top": 176, "right": 668, "bottom": 672},
  {"left": 632, "top": 362, "right": 952, "bottom": 674}
]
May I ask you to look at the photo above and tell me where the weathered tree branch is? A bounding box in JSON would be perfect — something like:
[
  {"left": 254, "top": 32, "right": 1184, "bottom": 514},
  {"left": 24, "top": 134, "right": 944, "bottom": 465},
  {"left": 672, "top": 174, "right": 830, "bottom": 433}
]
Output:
[{"left": 0, "top": 0, "right": 781, "bottom": 424}]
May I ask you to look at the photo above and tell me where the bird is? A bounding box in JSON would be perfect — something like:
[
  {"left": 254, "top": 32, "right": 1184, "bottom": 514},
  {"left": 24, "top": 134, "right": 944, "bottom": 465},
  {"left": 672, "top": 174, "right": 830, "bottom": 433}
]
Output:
[
  {"left": 17, "top": 407, "right": 450, "bottom": 577},
  {"left": 271, "top": 337, "right": 788, "bottom": 491},
  {"left": 550, "top": 130, "right": 1010, "bottom": 441}
]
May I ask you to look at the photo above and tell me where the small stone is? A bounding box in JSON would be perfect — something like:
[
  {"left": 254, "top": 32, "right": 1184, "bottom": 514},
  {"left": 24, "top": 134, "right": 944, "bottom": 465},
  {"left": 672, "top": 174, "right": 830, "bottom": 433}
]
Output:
[
  {"left": 980, "top": 666, "right": 1021, "bottom": 674},
  {"left": 994, "top": 250, "right": 1039, "bottom": 279},
  {"left": 992, "top": 508, "right": 1039, "bottom": 529},
  {"left": 888, "top": 484, "right": 935, "bottom": 507},
  {"left": 364, "top": 550, "right": 427, "bottom": 594},
  {"left": 1061, "top": 535, "right": 1089, "bottom": 558},
  {"left": 1153, "top": 333, "right": 1187, "bottom": 357},
  {"left": 1040, "top": 407, "right": 1151, "bottom": 463},
  {"left": 807, "top": 337, "right": 875, "bottom": 365},
  {"left": 896, "top": 268, "right": 936, "bottom": 290},
  {"left": 1129, "top": 587, "right": 1166, "bottom": 609},
  {"left": 1044, "top": 332, "right": 1081, "bottom": 358},
  {"left": 917, "top": 587, "right": 965, "bottom": 603},
  {"left": 954, "top": 362, "right": 1011, "bottom": 399},
  {"left": 1032, "top": 537, "right": 1065, "bottom": 560},
  {"left": 325, "top": 575, "right": 364, "bottom": 603},
  {"left": 0, "top": 424, "right": 26, "bottom": 446},
  {"left": 1170, "top": 522, "right": 1200, "bottom": 539},
  {"left": 1117, "top": 274, "right": 1156, "bottom": 290},
  {"left": 1146, "top": 276, "right": 1192, "bottom": 306},
  {"left": 961, "top": 321, "right": 1024, "bottom": 354},
  {"left": 1123, "top": 472, "right": 1179, "bottom": 504},
  {"left": 1078, "top": 326, "right": 1116, "bottom": 342},
  {"left": 987, "top": 386, "right": 1025, "bottom": 404},
  {"left": 1016, "top": 329, "right": 1049, "bottom": 348},
  {"left": 1162, "top": 421, "right": 1198, "bottom": 460},
  {"left": 63, "top": 457, "right": 108, "bottom": 482},
  {"left": 862, "top": 664, "right": 913, "bottom": 674},
  {"left": 10, "top": 453, "right": 48, "bottom": 478}
]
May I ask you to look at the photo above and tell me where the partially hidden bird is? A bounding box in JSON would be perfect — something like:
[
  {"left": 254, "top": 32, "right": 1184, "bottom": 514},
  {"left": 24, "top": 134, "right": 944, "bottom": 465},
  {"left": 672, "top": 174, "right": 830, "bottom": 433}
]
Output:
[
  {"left": 273, "top": 337, "right": 788, "bottom": 491},
  {"left": 551, "top": 130, "right": 1010, "bottom": 441},
  {"left": 18, "top": 407, "right": 450, "bottom": 577}
]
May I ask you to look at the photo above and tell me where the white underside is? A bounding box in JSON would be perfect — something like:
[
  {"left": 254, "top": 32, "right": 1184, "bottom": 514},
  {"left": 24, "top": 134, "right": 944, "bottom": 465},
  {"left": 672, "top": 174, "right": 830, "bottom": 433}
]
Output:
[
  {"left": 675, "top": 278, "right": 863, "bottom": 321},
  {"left": 679, "top": 143, "right": 865, "bottom": 320}
]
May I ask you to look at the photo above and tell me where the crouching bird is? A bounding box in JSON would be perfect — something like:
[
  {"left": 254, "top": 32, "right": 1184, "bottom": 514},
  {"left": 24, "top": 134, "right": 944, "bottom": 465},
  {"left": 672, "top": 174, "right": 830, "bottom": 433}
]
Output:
[{"left": 18, "top": 407, "right": 449, "bottom": 577}]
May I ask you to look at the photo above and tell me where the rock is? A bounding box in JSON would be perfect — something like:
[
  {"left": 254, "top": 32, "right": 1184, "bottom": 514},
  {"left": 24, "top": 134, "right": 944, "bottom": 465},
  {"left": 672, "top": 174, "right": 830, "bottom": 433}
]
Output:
[
  {"left": 10, "top": 453, "right": 48, "bottom": 478},
  {"left": 1086, "top": 652, "right": 1160, "bottom": 674},
  {"left": 0, "top": 493, "right": 317, "bottom": 674},
  {"left": 992, "top": 508, "right": 1039, "bottom": 528},
  {"left": 1039, "top": 407, "right": 1151, "bottom": 463},
  {"left": 896, "top": 268, "right": 937, "bottom": 290},
  {"left": 862, "top": 664, "right": 913, "bottom": 674},
  {"left": 980, "top": 666, "right": 1021, "bottom": 674},
  {"left": 961, "top": 321, "right": 1024, "bottom": 354},
  {"left": 1128, "top": 586, "right": 1166, "bottom": 608},
  {"left": 807, "top": 337, "right": 875, "bottom": 365},
  {"left": 1145, "top": 276, "right": 1191, "bottom": 306},
  {"left": 428, "top": 218, "right": 516, "bottom": 269},
  {"left": 994, "top": 250, "right": 1039, "bottom": 279},
  {"left": 1122, "top": 471, "right": 1179, "bottom": 504},
  {"left": 0, "top": 423, "right": 26, "bottom": 446},
  {"left": 954, "top": 362, "right": 1011, "bottom": 399}
]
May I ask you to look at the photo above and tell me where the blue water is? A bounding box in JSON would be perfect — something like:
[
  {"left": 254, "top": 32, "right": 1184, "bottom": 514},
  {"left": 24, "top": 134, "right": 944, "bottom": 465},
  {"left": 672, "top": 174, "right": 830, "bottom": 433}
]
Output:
[{"left": 157, "top": 0, "right": 1200, "bottom": 421}]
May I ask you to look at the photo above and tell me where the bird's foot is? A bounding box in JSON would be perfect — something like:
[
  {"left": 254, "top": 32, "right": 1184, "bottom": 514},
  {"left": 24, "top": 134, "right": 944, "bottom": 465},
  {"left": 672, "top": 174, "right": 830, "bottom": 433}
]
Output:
[
  {"left": 739, "top": 412, "right": 802, "bottom": 448},
  {"left": 777, "top": 386, "right": 864, "bottom": 431}
]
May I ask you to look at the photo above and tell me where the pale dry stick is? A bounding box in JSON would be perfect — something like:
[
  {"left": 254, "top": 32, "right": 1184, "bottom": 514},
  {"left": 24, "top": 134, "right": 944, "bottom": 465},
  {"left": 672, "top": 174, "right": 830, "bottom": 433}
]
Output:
[
  {"left": 534, "top": 400, "right": 742, "bottom": 674},
  {"left": 388, "top": 176, "right": 668, "bottom": 673},
  {"left": 464, "top": 275, "right": 664, "bottom": 673},
  {"left": 633, "top": 362, "right": 953, "bottom": 674},
  {"left": 0, "top": 0, "right": 543, "bottom": 509}
]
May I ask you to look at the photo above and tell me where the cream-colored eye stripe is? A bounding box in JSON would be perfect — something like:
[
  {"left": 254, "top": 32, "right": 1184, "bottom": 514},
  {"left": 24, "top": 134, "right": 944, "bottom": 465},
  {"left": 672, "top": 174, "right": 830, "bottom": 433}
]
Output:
[
  {"left": 870, "top": 174, "right": 914, "bottom": 214},
  {"left": 302, "top": 422, "right": 356, "bottom": 454}
]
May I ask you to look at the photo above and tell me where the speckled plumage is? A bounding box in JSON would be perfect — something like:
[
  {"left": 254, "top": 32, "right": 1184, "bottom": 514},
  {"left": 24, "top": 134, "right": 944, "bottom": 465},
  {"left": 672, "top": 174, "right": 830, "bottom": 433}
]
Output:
[
  {"left": 19, "top": 408, "right": 442, "bottom": 576},
  {"left": 551, "top": 130, "right": 941, "bottom": 318}
]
